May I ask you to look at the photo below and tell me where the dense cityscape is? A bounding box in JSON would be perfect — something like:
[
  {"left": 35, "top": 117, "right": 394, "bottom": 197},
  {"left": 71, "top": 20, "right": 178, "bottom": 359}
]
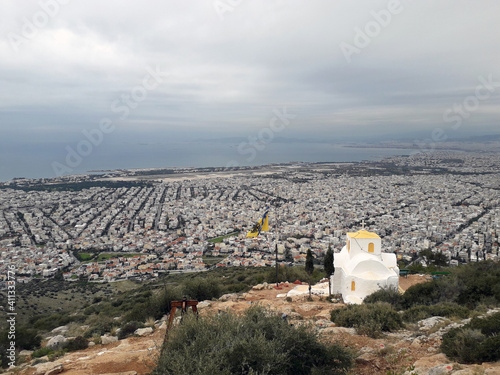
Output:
[{"left": 0, "top": 151, "right": 498, "bottom": 285}]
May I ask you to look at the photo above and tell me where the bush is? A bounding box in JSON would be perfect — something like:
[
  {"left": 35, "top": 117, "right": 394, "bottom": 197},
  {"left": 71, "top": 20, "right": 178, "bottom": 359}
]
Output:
[
  {"left": 363, "top": 286, "right": 402, "bottom": 308},
  {"left": 30, "top": 313, "right": 73, "bottom": 331},
  {"left": 441, "top": 328, "right": 486, "bottom": 363},
  {"left": 468, "top": 312, "right": 500, "bottom": 337},
  {"left": 15, "top": 326, "right": 42, "bottom": 350},
  {"left": 154, "top": 306, "right": 352, "bottom": 375},
  {"left": 330, "top": 303, "right": 404, "bottom": 338},
  {"left": 32, "top": 346, "right": 53, "bottom": 358},
  {"left": 182, "top": 277, "right": 222, "bottom": 301},
  {"left": 83, "top": 316, "right": 115, "bottom": 338},
  {"left": 402, "top": 303, "right": 470, "bottom": 322},
  {"left": 118, "top": 321, "right": 144, "bottom": 340},
  {"left": 441, "top": 312, "right": 500, "bottom": 363},
  {"left": 266, "top": 265, "right": 326, "bottom": 285},
  {"left": 401, "top": 281, "right": 442, "bottom": 309},
  {"left": 65, "top": 336, "right": 88, "bottom": 352}
]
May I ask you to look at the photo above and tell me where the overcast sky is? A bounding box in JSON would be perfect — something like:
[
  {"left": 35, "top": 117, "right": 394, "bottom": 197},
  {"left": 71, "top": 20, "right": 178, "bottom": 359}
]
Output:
[{"left": 1, "top": 1, "right": 499, "bottom": 180}]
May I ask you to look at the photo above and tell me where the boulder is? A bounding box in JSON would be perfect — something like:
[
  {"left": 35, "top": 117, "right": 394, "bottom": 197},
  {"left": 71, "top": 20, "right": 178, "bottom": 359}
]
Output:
[
  {"left": 356, "top": 352, "right": 377, "bottom": 364},
  {"left": 46, "top": 335, "right": 67, "bottom": 349},
  {"left": 197, "top": 301, "right": 211, "bottom": 309},
  {"left": 315, "top": 319, "right": 334, "bottom": 328},
  {"left": 134, "top": 327, "right": 153, "bottom": 336},
  {"left": 410, "top": 338, "right": 422, "bottom": 349},
  {"left": 101, "top": 335, "right": 118, "bottom": 345},
  {"left": 418, "top": 317, "right": 449, "bottom": 332},
  {"left": 34, "top": 363, "right": 63, "bottom": 375},
  {"left": 453, "top": 370, "right": 481, "bottom": 375},
  {"left": 45, "top": 365, "right": 64, "bottom": 375},
  {"left": 51, "top": 326, "right": 68, "bottom": 334},
  {"left": 219, "top": 293, "right": 238, "bottom": 302},
  {"left": 252, "top": 284, "right": 265, "bottom": 290},
  {"left": 19, "top": 350, "right": 33, "bottom": 357},
  {"left": 321, "top": 327, "right": 356, "bottom": 335},
  {"left": 428, "top": 364, "right": 454, "bottom": 375},
  {"left": 238, "top": 293, "right": 249, "bottom": 300},
  {"left": 412, "top": 354, "right": 450, "bottom": 375}
]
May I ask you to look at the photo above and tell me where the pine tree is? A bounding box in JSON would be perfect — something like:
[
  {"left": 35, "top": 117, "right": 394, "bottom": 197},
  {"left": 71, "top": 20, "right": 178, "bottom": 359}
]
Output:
[
  {"left": 305, "top": 249, "right": 314, "bottom": 275},
  {"left": 305, "top": 249, "right": 314, "bottom": 299},
  {"left": 324, "top": 245, "right": 334, "bottom": 297}
]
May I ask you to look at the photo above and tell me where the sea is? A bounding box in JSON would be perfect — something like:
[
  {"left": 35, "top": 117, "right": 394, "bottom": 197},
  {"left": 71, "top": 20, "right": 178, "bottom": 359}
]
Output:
[{"left": 0, "top": 141, "right": 415, "bottom": 183}]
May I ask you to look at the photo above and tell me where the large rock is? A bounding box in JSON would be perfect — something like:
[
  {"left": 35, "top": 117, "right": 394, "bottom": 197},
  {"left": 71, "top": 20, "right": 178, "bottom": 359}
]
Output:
[
  {"left": 219, "top": 293, "right": 238, "bottom": 302},
  {"left": 45, "top": 365, "right": 64, "bottom": 375},
  {"left": 134, "top": 327, "right": 153, "bottom": 336},
  {"left": 34, "top": 363, "right": 63, "bottom": 375},
  {"left": 51, "top": 326, "right": 68, "bottom": 334},
  {"left": 427, "top": 364, "right": 454, "bottom": 375},
  {"left": 46, "top": 335, "right": 67, "bottom": 349},
  {"left": 356, "top": 352, "right": 377, "bottom": 364},
  {"left": 197, "top": 301, "right": 211, "bottom": 309},
  {"left": 418, "top": 317, "right": 450, "bottom": 332},
  {"left": 321, "top": 327, "right": 356, "bottom": 335},
  {"left": 19, "top": 350, "right": 33, "bottom": 357},
  {"left": 412, "top": 354, "right": 451, "bottom": 375},
  {"left": 101, "top": 335, "right": 118, "bottom": 345},
  {"left": 315, "top": 319, "right": 334, "bottom": 328}
]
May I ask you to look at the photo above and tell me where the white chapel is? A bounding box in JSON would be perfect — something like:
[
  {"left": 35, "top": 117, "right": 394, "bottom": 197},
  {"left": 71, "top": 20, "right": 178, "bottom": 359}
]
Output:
[{"left": 330, "top": 228, "right": 399, "bottom": 304}]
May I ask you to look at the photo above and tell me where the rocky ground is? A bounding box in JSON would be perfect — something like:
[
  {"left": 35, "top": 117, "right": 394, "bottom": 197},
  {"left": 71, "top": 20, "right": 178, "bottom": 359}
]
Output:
[{"left": 6, "top": 275, "right": 500, "bottom": 375}]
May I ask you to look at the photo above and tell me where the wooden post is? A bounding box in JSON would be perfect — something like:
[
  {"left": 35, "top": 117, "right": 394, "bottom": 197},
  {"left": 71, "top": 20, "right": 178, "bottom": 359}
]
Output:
[{"left": 167, "top": 300, "right": 199, "bottom": 330}]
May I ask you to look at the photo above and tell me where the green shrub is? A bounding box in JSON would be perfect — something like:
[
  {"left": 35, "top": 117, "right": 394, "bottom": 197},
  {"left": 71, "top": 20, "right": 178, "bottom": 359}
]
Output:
[
  {"left": 402, "top": 303, "right": 470, "bottom": 322},
  {"left": 154, "top": 306, "right": 352, "bottom": 375},
  {"left": 441, "top": 312, "right": 500, "bottom": 363},
  {"left": 441, "top": 328, "right": 485, "bottom": 363},
  {"left": 401, "top": 281, "right": 442, "bottom": 309},
  {"left": 363, "top": 287, "right": 402, "bottom": 308},
  {"left": 31, "top": 313, "right": 73, "bottom": 331},
  {"left": 266, "top": 265, "right": 317, "bottom": 284},
  {"left": 118, "top": 321, "right": 144, "bottom": 340},
  {"left": 32, "top": 347, "right": 53, "bottom": 358},
  {"left": 65, "top": 336, "right": 88, "bottom": 351},
  {"left": 468, "top": 311, "right": 500, "bottom": 336},
  {"left": 330, "top": 303, "right": 404, "bottom": 338},
  {"left": 83, "top": 316, "right": 115, "bottom": 338},
  {"left": 15, "top": 326, "right": 42, "bottom": 350},
  {"left": 182, "top": 277, "right": 222, "bottom": 301},
  {"left": 150, "top": 287, "right": 183, "bottom": 317}
]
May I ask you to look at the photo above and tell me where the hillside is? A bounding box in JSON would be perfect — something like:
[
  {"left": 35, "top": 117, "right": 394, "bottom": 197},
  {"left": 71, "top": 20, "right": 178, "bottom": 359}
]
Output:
[{"left": 6, "top": 274, "right": 500, "bottom": 375}]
